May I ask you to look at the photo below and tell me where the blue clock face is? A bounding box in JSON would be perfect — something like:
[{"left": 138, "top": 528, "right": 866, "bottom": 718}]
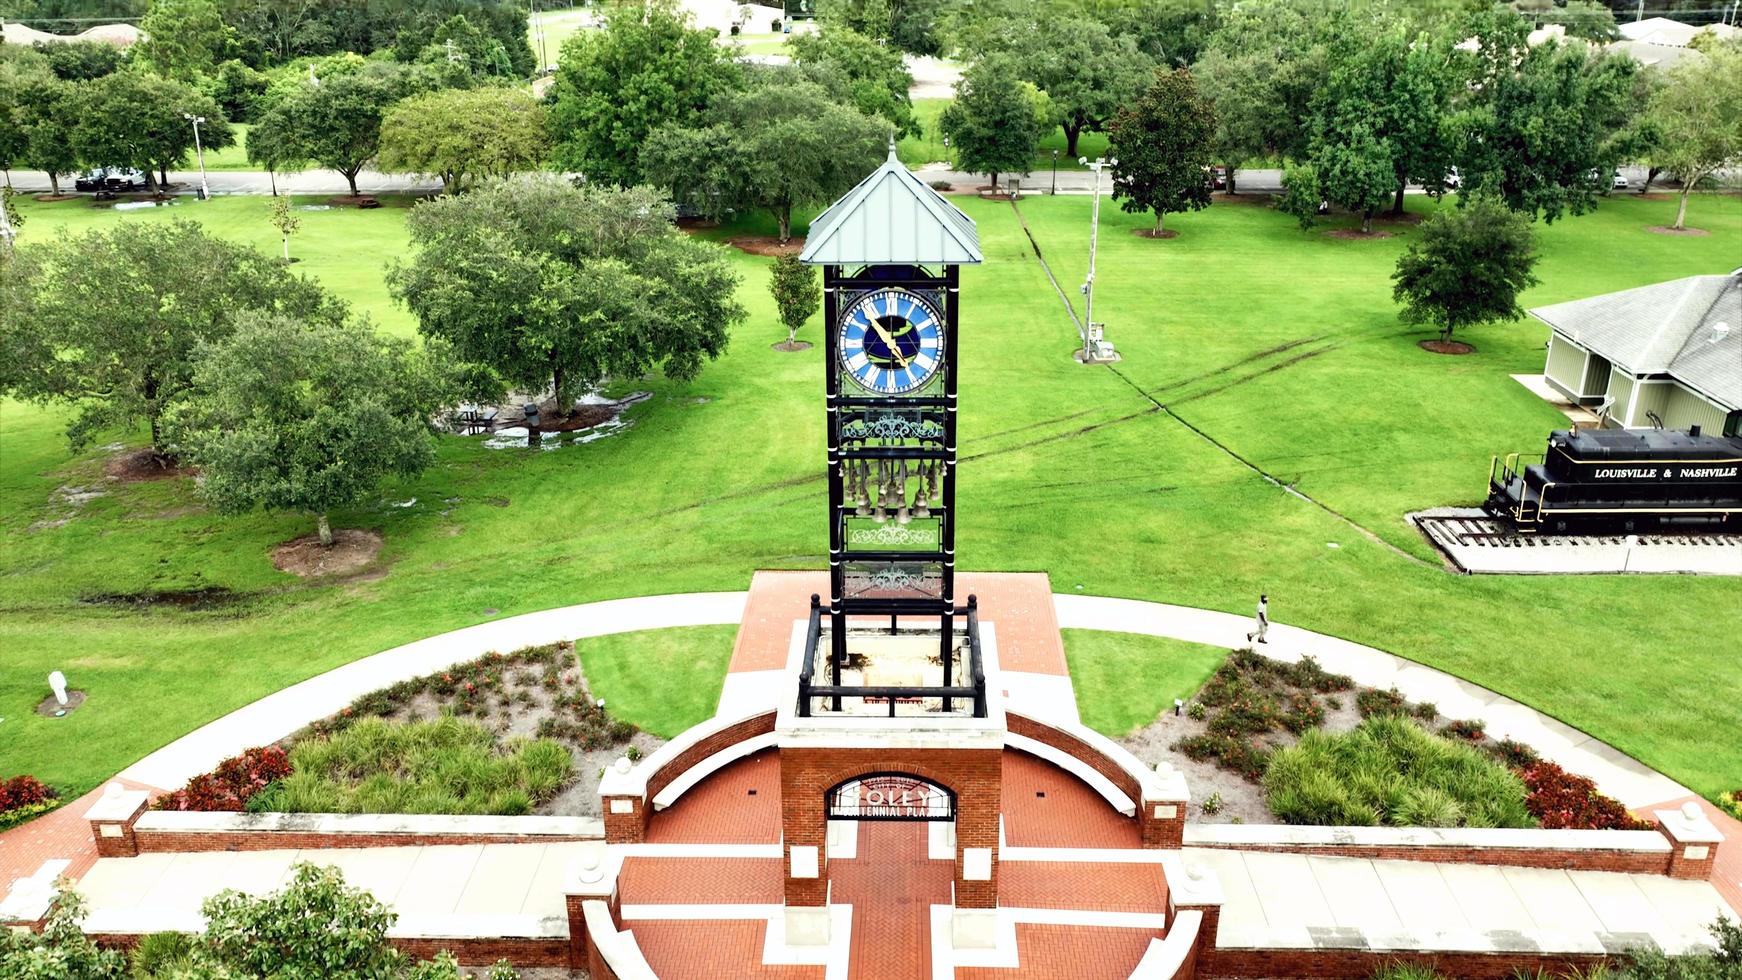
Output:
[{"left": 838, "top": 288, "right": 945, "bottom": 395}]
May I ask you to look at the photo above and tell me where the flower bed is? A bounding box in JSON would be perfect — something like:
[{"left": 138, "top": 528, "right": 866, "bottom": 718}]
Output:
[
  {"left": 0, "top": 775, "right": 60, "bottom": 831},
  {"left": 154, "top": 746, "right": 291, "bottom": 812},
  {"left": 1520, "top": 762, "right": 1652, "bottom": 831},
  {"left": 1168, "top": 650, "right": 1353, "bottom": 782}
]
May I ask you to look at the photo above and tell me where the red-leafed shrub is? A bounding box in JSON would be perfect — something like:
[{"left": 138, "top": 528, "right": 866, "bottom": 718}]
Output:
[
  {"left": 0, "top": 775, "right": 57, "bottom": 811},
  {"left": 1520, "top": 761, "right": 1651, "bottom": 830},
  {"left": 154, "top": 746, "right": 292, "bottom": 812}
]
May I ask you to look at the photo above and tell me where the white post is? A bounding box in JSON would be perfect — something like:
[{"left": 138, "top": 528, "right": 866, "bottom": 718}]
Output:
[
  {"left": 185, "top": 114, "right": 210, "bottom": 201},
  {"left": 1079, "top": 157, "right": 1115, "bottom": 362}
]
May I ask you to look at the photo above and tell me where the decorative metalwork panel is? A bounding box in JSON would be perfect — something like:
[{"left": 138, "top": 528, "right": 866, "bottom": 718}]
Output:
[
  {"left": 842, "top": 561, "right": 942, "bottom": 599},
  {"left": 844, "top": 518, "right": 942, "bottom": 551},
  {"left": 826, "top": 773, "right": 956, "bottom": 821},
  {"left": 840, "top": 410, "right": 945, "bottom": 442}
]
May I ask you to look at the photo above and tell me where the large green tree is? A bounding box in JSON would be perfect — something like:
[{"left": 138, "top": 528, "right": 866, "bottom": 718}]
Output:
[
  {"left": 1108, "top": 67, "right": 1217, "bottom": 236},
  {"left": 977, "top": 16, "right": 1152, "bottom": 158},
  {"left": 938, "top": 57, "right": 1052, "bottom": 194},
  {"left": 166, "top": 312, "right": 455, "bottom": 546},
  {"left": 0, "top": 60, "right": 80, "bottom": 195},
  {"left": 1, "top": 221, "right": 347, "bottom": 451},
  {"left": 136, "top": 0, "right": 228, "bottom": 82},
  {"left": 788, "top": 26, "right": 919, "bottom": 138},
  {"left": 1645, "top": 39, "right": 1742, "bottom": 231},
  {"left": 1453, "top": 14, "right": 1640, "bottom": 222},
  {"left": 1190, "top": 0, "right": 1333, "bottom": 191},
  {"left": 388, "top": 174, "right": 746, "bottom": 416},
  {"left": 1391, "top": 193, "right": 1540, "bottom": 343},
  {"left": 642, "top": 73, "right": 890, "bottom": 242},
  {"left": 378, "top": 87, "right": 550, "bottom": 194},
  {"left": 69, "top": 70, "right": 235, "bottom": 191},
  {"left": 249, "top": 62, "right": 430, "bottom": 196},
  {"left": 547, "top": 0, "right": 740, "bottom": 187}
]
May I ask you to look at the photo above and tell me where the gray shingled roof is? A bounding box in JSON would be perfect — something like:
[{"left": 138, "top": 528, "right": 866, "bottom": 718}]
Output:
[
  {"left": 799, "top": 147, "right": 982, "bottom": 266},
  {"left": 1531, "top": 273, "right": 1741, "bottom": 410}
]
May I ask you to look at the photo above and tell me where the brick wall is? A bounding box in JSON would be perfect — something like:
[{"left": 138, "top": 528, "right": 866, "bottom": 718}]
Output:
[
  {"left": 93, "top": 934, "right": 568, "bottom": 968},
  {"left": 1007, "top": 712, "right": 1142, "bottom": 804},
  {"left": 781, "top": 746, "right": 1003, "bottom": 908},
  {"left": 133, "top": 829, "right": 597, "bottom": 853},
  {"left": 1202, "top": 947, "right": 1610, "bottom": 979},
  {"left": 604, "top": 710, "right": 778, "bottom": 844},
  {"left": 88, "top": 796, "right": 149, "bottom": 858},
  {"left": 1183, "top": 839, "right": 1671, "bottom": 874}
]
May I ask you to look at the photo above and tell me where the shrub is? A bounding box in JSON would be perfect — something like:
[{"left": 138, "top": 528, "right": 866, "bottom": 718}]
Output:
[
  {"left": 0, "top": 800, "right": 61, "bottom": 832},
  {"left": 1412, "top": 701, "right": 1439, "bottom": 721},
  {"left": 155, "top": 746, "right": 292, "bottom": 812},
  {"left": 1520, "top": 762, "right": 1650, "bottom": 831},
  {"left": 1208, "top": 694, "right": 1281, "bottom": 737},
  {"left": 0, "top": 775, "right": 60, "bottom": 830},
  {"left": 260, "top": 717, "right": 573, "bottom": 816},
  {"left": 1201, "top": 792, "right": 1223, "bottom": 816},
  {"left": 1490, "top": 738, "right": 1540, "bottom": 770},
  {"left": 1264, "top": 716, "right": 1533, "bottom": 828},
  {"left": 1718, "top": 791, "right": 1742, "bottom": 822},
  {"left": 132, "top": 931, "right": 197, "bottom": 976},
  {"left": 1286, "top": 655, "right": 1354, "bottom": 693},
  {"left": 0, "top": 882, "right": 126, "bottom": 977},
  {"left": 1441, "top": 718, "right": 1486, "bottom": 742},
  {"left": 1172, "top": 732, "right": 1268, "bottom": 779},
  {"left": 1186, "top": 700, "right": 1207, "bottom": 721},
  {"left": 1356, "top": 687, "right": 1408, "bottom": 718},
  {"left": 1281, "top": 691, "right": 1325, "bottom": 735}
]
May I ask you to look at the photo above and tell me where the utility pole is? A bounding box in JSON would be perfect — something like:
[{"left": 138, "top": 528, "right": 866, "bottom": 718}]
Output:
[
  {"left": 1075, "top": 156, "right": 1120, "bottom": 364},
  {"left": 532, "top": 1, "right": 548, "bottom": 71},
  {"left": 183, "top": 113, "right": 210, "bottom": 201}
]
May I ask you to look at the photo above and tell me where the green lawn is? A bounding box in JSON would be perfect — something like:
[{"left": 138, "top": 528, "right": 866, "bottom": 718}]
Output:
[
  {"left": 4, "top": 189, "right": 1740, "bottom": 805},
  {"left": 1065, "top": 630, "right": 1227, "bottom": 737},
  {"left": 575, "top": 626, "right": 737, "bottom": 739},
  {"left": 198, "top": 123, "right": 253, "bottom": 171},
  {"left": 529, "top": 6, "right": 593, "bottom": 69}
]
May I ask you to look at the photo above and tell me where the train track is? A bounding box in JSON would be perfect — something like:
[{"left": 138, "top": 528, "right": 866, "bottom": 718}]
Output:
[{"left": 1415, "top": 513, "right": 1742, "bottom": 551}]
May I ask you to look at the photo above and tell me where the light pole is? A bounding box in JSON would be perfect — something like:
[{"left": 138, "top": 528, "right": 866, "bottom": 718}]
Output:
[
  {"left": 1078, "top": 156, "right": 1116, "bottom": 363},
  {"left": 183, "top": 113, "right": 210, "bottom": 201},
  {"left": 1051, "top": 150, "right": 1058, "bottom": 195},
  {"left": 532, "top": 1, "right": 547, "bottom": 71}
]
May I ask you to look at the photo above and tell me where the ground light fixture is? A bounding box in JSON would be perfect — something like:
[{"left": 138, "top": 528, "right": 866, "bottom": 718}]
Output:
[{"left": 183, "top": 113, "right": 211, "bottom": 201}]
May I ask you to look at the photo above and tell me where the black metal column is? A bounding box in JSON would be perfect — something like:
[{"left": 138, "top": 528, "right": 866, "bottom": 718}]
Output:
[{"left": 824, "top": 266, "right": 845, "bottom": 712}]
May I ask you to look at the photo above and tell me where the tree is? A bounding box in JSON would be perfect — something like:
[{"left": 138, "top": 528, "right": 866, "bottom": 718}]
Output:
[
  {"left": 166, "top": 313, "right": 454, "bottom": 546},
  {"left": 938, "top": 57, "right": 1052, "bottom": 194},
  {"left": 547, "top": 0, "right": 740, "bottom": 187},
  {"left": 1531, "top": 0, "right": 1618, "bottom": 42},
  {"left": 1645, "top": 39, "right": 1742, "bottom": 231},
  {"left": 1281, "top": 126, "right": 1398, "bottom": 233},
  {"left": 1190, "top": 0, "right": 1333, "bottom": 187},
  {"left": 211, "top": 59, "right": 271, "bottom": 122},
  {"left": 194, "top": 863, "right": 516, "bottom": 977},
  {"left": 38, "top": 39, "right": 124, "bottom": 81},
  {"left": 642, "top": 73, "right": 889, "bottom": 242},
  {"left": 1108, "top": 67, "right": 1216, "bottom": 236},
  {"left": 378, "top": 87, "right": 550, "bottom": 194},
  {"left": 137, "top": 0, "right": 228, "bottom": 82},
  {"left": 788, "top": 26, "right": 920, "bottom": 138},
  {"left": 972, "top": 16, "right": 1153, "bottom": 158},
  {"left": 1391, "top": 194, "right": 1540, "bottom": 343},
  {"left": 769, "top": 254, "right": 821, "bottom": 349},
  {"left": 267, "top": 195, "right": 300, "bottom": 261},
  {"left": 1453, "top": 17, "right": 1640, "bottom": 222},
  {"left": 4, "top": 64, "right": 80, "bottom": 196},
  {"left": 389, "top": 174, "right": 745, "bottom": 416},
  {"left": 0, "top": 880, "right": 126, "bottom": 979},
  {"left": 70, "top": 70, "right": 235, "bottom": 192},
  {"left": 2, "top": 220, "right": 347, "bottom": 451},
  {"left": 249, "top": 62, "right": 429, "bottom": 197},
  {"left": 414, "top": 13, "right": 515, "bottom": 79}
]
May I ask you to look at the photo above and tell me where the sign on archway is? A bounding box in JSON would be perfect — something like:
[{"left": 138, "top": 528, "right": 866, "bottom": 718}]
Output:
[{"left": 826, "top": 773, "right": 955, "bottom": 821}]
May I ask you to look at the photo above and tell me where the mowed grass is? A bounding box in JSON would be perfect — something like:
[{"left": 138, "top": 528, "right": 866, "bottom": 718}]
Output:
[
  {"left": 575, "top": 626, "right": 736, "bottom": 739},
  {"left": 3, "top": 190, "right": 1740, "bottom": 803},
  {"left": 1064, "top": 630, "right": 1227, "bottom": 737}
]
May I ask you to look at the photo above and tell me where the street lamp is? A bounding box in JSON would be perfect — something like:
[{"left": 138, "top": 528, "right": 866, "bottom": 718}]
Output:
[
  {"left": 1051, "top": 150, "right": 1058, "bottom": 196},
  {"left": 1077, "top": 156, "right": 1118, "bottom": 363},
  {"left": 183, "top": 113, "right": 210, "bottom": 201}
]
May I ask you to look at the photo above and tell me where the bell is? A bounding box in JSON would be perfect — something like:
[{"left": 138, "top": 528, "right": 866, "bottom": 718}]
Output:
[
  {"left": 913, "top": 461, "right": 931, "bottom": 519},
  {"left": 872, "top": 460, "right": 888, "bottom": 522}
]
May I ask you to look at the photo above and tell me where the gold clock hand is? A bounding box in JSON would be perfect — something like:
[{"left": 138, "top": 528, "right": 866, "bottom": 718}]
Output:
[{"left": 868, "top": 319, "right": 910, "bottom": 369}]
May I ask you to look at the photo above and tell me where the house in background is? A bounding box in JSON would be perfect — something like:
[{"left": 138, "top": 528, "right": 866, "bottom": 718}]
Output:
[
  {"left": 1533, "top": 271, "right": 1741, "bottom": 436},
  {"left": 1617, "top": 16, "right": 1740, "bottom": 48}
]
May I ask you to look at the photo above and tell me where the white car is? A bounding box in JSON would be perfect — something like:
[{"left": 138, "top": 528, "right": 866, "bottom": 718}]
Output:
[{"left": 1612, "top": 170, "right": 1629, "bottom": 190}]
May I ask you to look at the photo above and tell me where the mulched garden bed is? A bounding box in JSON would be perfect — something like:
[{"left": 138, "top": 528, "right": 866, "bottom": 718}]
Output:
[
  {"left": 271, "top": 529, "right": 383, "bottom": 578},
  {"left": 532, "top": 404, "right": 616, "bottom": 433},
  {"left": 1130, "top": 228, "right": 1180, "bottom": 239},
  {"left": 725, "top": 236, "right": 804, "bottom": 257},
  {"left": 1645, "top": 226, "right": 1710, "bottom": 236},
  {"left": 105, "top": 447, "right": 190, "bottom": 483},
  {"left": 1325, "top": 228, "right": 1393, "bottom": 240},
  {"left": 1418, "top": 339, "right": 1475, "bottom": 355}
]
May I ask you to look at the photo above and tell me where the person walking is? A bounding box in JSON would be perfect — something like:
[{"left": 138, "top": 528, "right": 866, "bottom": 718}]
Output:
[{"left": 1246, "top": 593, "right": 1269, "bottom": 645}]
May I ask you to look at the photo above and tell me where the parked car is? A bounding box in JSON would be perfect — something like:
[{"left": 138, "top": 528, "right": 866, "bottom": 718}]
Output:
[
  {"left": 1207, "top": 165, "right": 1228, "bottom": 191},
  {"left": 1443, "top": 168, "right": 1462, "bottom": 190},
  {"left": 1612, "top": 170, "right": 1629, "bottom": 190},
  {"left": 73, "top": 168, "right": 144, "bottom": 192}
]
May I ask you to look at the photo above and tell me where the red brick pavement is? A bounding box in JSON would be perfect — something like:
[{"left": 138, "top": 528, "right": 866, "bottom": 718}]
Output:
[
  {"left": 957, "top": 924, "right": 1163, "bottom": 980},
  {"left": 998, "top": 862, "right": 1167, "bottom": 913},
  {"left": 0, "top": 778, "right": 161, "bottom": 897},
  {"left": 999, "top": 752, "right": 1138, "bottom": 849},
  {"left": 628, "top": 919, "right": 823, "bottom": 979},
  {"left": 647, "top": 749, "right": 783, "bottom": 844},
  {"left": 619, "top": 857, "right": 785, "bottom": 905},
  {"left": 828, "top": 822, "right": 955, "bottom": 980},
  {"left": 729, "top": 571, "right": 1065, "bottom": 677}
]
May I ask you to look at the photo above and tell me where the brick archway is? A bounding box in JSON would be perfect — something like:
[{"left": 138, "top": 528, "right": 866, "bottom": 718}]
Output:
[{"left": 780, "top": 746, "right": 1002, "bottom": 912}]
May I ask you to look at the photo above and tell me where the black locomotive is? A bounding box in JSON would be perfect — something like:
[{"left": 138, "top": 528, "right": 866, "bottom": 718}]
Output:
[{"left": 1486, "top": 426, "right": 1742, "bottom": 534}]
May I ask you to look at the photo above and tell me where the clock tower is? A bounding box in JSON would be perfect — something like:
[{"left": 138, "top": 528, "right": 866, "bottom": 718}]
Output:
[{"left": 798, "top": 145, "right": 984, "bottom": 715}]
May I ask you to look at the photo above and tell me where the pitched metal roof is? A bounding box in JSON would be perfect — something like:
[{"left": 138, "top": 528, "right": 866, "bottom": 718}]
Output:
[
  {"left": 799, "top": 147, "right": 982, "bottom": 266},
  {"left": 1532, "top": 273, "right": 1741, "bottom": 410}
]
